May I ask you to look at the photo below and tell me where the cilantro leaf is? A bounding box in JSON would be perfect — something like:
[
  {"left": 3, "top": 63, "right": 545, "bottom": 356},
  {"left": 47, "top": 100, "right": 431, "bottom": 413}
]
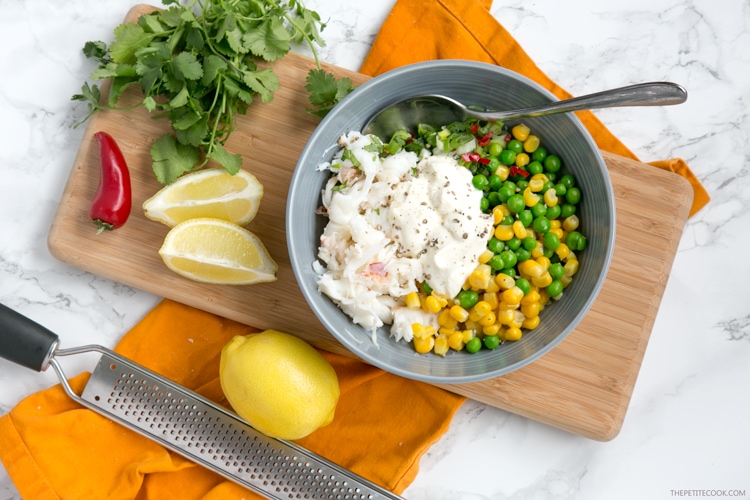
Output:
[
  {"left": 243, "top": 17, "right": 291, "bottom": 61},
  {"left": 150, "top": 134, "right": 201, "bottom": 185},
  {"left": 305, "top": 69, "right": 356, "bottom": 117},
  {"left": 206, "top": 142, "right": 242, "bottom": 175},
  {"left": 109, "top": 23, "right": 154, "bottom": 64},
  {"left": 82, "top": 41, "right": 108, "bottom": 62},
  {"left": 171, "top": 52, "right": 203, "bottom": 81},
  {"left": 242, "top": 68, "right": 279, "bottom": 104},
  {"left": 202, "top": 54, "right": 227, "bottom": 85}
]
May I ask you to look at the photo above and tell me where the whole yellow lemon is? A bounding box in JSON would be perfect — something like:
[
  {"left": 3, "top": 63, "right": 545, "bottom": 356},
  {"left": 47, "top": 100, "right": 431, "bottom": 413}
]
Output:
[{"left": 219, "top": 330, "right": 340, "bottom": 440}]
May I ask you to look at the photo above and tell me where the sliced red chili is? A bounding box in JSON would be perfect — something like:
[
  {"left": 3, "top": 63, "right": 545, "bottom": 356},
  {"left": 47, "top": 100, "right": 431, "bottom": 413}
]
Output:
[
  {"left": 461, "top": 152, "right": 481, "bottom": 163},
  {"left": 509, "top": 166, "right": 530, "bottom": 178},
  {"left": 470, "top": 123, "right": 479, "bottom": 134},
  {"left": 477, "top": 132, "right": 494, "bottom": 147}
]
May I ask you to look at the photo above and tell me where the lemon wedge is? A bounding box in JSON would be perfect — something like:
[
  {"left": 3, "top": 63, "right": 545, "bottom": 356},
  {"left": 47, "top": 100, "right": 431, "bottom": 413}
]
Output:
[
  {"left": 158, "top": 218, "right": 278, "bottom": 285},
  {"left": 143, "top": 168, "right": 264, "bottom": 227}
]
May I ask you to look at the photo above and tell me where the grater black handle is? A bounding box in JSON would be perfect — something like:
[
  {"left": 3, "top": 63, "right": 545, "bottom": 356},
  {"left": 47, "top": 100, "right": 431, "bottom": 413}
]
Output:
[{"left": 0, "top": 302, "right": 59, "bottom": 372}]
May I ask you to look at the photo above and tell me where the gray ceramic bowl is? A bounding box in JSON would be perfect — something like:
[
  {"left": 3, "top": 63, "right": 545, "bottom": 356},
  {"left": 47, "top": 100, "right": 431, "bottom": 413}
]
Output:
[{"left": 287, "top": 60, "right": 615, "bottom": 383}]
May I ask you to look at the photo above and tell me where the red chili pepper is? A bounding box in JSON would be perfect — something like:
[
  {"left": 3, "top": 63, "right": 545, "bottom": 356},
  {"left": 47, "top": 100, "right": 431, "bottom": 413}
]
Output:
[
  {"left": 477, "top": 132, "right": 494, "bottom": 147},
  {"left": 509, "top": 166, "right": 530, "bottom": 178},
  {"left": 478, "top": 157, "right": 492, "bottom": 165},
  {"left": 90, "top": 131, "right": 131, "bottom": 234},
  {"left": 470, "top": 123, "right": 479, "bottom": 134}
]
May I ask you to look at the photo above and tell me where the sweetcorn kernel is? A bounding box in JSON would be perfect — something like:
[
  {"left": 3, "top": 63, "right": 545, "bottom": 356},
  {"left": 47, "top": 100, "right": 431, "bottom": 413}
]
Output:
[
  {"left": 448, "top": 331, "right": 465, "bottom": 350},
  {"left": 512, "top": 220, "right": 527, "bottom": 239},
  {"left": 478, "top": 311, "right": 497, "bottom": 327},
  {"left": 522, "top": 315, "right": 541, "bottom": 330},
  {"left": 414, "top": 335, "right": 435, "bottom": 354},
  {"left": 433, "top": 334, "right": 449, "bottom": 356},
  {"left": 438, "top": 309, "right": 458, "bottom": 329},
  {"left": 482, "top": 323, "right": 502, "bottom": 336},
  {"left": 404, "top": 291, "right": 421, "bottom": 309},
  {"left": 512, "top": 123, "right": 531, "bottom": 141},
  {"left": 494, "top": 225, "right": 514, "bottom": 241},
  {"left": 504, "top": 327, "right": 522, "bottom": 341},
  {"left": 449, "top": 305, "right": 470, "bottom": 322},
  {"left": 424, "top": 295, "right": 442, "bottom": 313},
  {"left": 495, "top": 273, "right": 515, "bottom": 290}
]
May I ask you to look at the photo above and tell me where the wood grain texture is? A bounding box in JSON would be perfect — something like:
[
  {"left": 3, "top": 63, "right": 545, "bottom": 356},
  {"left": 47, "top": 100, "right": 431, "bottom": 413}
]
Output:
[{"left": 48, "top": 4, "right": 693, "bottom": 441}]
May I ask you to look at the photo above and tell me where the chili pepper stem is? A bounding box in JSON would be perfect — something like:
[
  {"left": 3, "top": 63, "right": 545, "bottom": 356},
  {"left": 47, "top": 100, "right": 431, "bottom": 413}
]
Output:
[{"left": 93, "top": 219, "right": 115, "bottom": 235}]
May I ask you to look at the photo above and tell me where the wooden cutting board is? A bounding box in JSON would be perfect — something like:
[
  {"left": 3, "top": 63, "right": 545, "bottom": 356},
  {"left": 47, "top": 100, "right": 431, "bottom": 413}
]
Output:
[{"left": 48, "top": 4, "right": 693, "bottom": 442}]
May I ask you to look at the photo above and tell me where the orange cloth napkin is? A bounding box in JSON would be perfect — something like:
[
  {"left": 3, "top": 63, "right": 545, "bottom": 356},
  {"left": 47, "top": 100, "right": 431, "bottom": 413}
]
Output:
[
  {"left": 1, "top": 1, "right": 711, "bottom": 498},
  {"left": 360, "top": 0, "right": 710, "bottom": 217},
  {"left": 0, "top": 300, "right": 464, "bottom": 499}
]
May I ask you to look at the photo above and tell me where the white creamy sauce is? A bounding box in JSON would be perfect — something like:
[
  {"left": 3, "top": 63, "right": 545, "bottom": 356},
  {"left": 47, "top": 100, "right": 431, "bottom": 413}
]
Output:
[{"left": 316, "top": 132, "right": 493, "bottom": 344}]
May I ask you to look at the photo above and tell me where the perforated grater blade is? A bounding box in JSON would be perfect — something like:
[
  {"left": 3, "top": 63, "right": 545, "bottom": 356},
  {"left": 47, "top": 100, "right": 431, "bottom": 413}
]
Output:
[{"left": 64, "top": 347, "right": 403, "bottom": 500}]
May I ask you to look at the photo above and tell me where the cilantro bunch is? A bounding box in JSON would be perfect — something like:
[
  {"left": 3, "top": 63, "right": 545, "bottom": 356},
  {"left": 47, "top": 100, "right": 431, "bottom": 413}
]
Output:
[{"left": 73, "top": 0, "right": 354, "bottom": 185}]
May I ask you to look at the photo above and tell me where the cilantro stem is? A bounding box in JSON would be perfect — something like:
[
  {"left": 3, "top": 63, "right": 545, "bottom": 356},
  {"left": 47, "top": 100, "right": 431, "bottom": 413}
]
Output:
[{"left": 267, "top": 0, "right": 322, "bottom": 68}]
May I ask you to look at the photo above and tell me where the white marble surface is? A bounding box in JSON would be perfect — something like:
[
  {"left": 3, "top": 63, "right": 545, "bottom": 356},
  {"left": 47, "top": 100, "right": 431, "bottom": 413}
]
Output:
[{"left": 1, "top": 0, "right": 748, "bottom": 498}]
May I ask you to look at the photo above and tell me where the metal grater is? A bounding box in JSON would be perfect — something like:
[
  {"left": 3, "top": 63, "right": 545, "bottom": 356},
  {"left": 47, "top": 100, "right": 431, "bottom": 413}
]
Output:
[{"left": 0, "top": 303, "right": 404, "bottom": 500}]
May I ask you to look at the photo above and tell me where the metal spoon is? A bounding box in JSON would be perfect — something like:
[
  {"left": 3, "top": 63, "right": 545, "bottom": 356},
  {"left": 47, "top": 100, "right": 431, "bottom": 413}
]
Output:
[{"left": 362, "top": 82, "right": 687, "bottom": 139}]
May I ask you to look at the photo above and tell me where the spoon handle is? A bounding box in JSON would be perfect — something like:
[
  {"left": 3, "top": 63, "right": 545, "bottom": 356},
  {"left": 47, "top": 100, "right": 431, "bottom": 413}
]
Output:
[{"left": 478, "top": 82, "right": 687, "bottom": 121}]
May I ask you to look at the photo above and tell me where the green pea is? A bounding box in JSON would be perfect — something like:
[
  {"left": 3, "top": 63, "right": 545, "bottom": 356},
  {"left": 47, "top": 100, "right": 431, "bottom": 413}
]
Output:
[
  {"left": 483, "top": 335, "right": 500, "bottom": 350},
  {"left": 544, "top": 154, "right": 562, "bottom": 173},
  {"left": 543, "top": 246, "right": 555, "bottom": 259},
  {"left": 472, "top": 174, "right": 488, "bottom": 190},
  {"left": 565, "top": 231, "right": 587, "bottom": 251},
  {"left": 487, "top": 191, "right": 502, "bottom": 208},
  {"left": 530, "top": 202, "right": 547, "bottom": 218},
  {"left": 488, "top": 157, "right": 500, "bottom": 170},
  {"left": 546, "top": 280, "right": 564, "bottom": 298},
  {"left": 502, "top": 215, "right": 515, "bottom": 225},
  {"left": 498, "top": 185, "right": 514, "bottom": 202},
  {"left": 506, "top": 139, "right": 524, "bottom": 154},
  {"left": 549, "top": 262, "right": 565, "bottom": 280},
  {"left": 560, "top": 203, "right": 577, "bottom": 219},
  {"left": 466, "top": 336, "right": 482, "bottom": 353},
  {"left": 507, "top": 194, "right": 525, "bottom": 213},
  {"left": 515, "top": 247, "right": 531, "bottom": 262},
  {"left": 480, "top": 196, "right": 490, "bottom": 212},
  {"left": 545, "top": 204, "right": 562, "bottom": 220},
  {"left": 502, "top": 180, "right": 517, "bottom": 191},
  {"left": 499, "top": 149, "right": 517, "bottom": 166},
  {"left": 457, "top": 289, "right": 479, "bottom": 309},
  {"left": 565, "top": 187, "right": 582, "bottom": 204},
  {"left": 518, "top": 209, "right": 533, "bottom": 227},
  {"left": 527, "top": 160, "right": 544, "bottom": 175},
  {"left": 500, "top": 250, "right": 518, "bottom": 268},
  {"left": 545, "top": 172, "right": 557, "bottom": 183},
  {"left": 487, "top": 237, "right": 504, "bottom": 254},
  {"left": 522, "top": 236, "right": 537, "bottom": 251},
  {"left": 578, "top": 234, "right": 587, "bottom": 250},
  {"left": 543, "top": 180, "right": 555, "bottom": 193},
  {"left": 488, "top": 174, "right": 503, "bottom": 191},
  {"left": 515, "top": 277, "right": 531, "bottom": 295},
  {"left": 559, "top": 173, "right": 576, "bottom": 189},
  {"left": 542, "top": 231, "right": 560, "bottom": 251},
  {"left": 532, "top": 216, "right": 551, "bottom": 234},
  {"left": 532, "top": 146, "right": 547, "bottom": 162},
  {"left": 488, "top": 254, "right": 505, "bottom": 271},
  {"left": 507, "top": 237, "right": 522, "bottom": 251},
  {"left": 488, "top": 142, "right": 503, "bottom": 157},
  {"left": 516, "top": 179, "right": 529, "bottom": 192},
  {"left": 554, "top": 183, "right": 567, "bottom": 197}
]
